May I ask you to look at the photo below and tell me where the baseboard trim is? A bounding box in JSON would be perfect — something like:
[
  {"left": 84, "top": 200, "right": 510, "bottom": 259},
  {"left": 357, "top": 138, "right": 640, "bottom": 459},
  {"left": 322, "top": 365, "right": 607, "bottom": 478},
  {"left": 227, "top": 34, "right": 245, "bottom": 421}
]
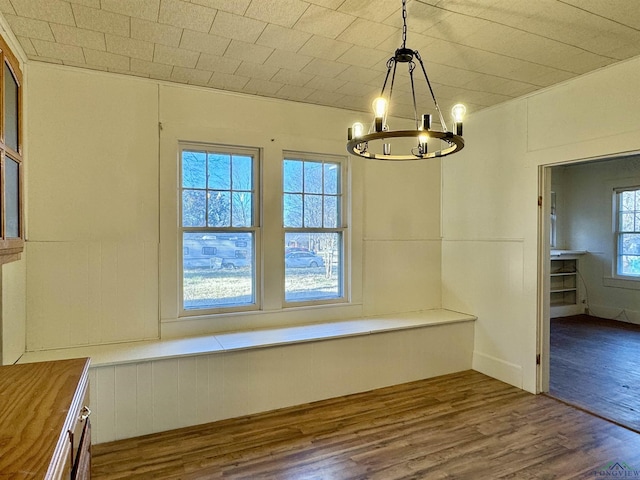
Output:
[{"left": 473, "top": 351, "right": 522, "bottom": 389}]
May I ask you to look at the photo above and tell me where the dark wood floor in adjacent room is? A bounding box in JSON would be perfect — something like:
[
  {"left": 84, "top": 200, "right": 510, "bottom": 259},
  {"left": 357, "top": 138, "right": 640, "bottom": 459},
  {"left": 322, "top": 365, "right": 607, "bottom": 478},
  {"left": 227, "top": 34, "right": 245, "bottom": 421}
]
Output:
[
  {"left": 550, "top": 314, "right": 640, "bottom": 432},
  {"left": 92, "top": 370, "right": 640, "bottom": 479}
]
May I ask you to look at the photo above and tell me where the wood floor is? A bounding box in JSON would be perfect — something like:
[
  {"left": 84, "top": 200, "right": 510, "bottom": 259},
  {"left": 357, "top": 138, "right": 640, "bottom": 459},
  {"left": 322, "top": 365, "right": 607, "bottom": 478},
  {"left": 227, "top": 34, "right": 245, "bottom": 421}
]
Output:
[
  {"left": 549, "top": 314, "right": 640, "bottom": 432},
  {"left": 92, "top": 370, "right": 640, "bottom": 479}
]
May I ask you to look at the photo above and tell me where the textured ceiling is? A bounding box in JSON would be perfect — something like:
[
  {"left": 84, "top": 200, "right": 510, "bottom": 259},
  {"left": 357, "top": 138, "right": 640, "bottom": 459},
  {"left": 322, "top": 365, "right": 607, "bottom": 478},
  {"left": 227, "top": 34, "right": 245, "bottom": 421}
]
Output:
[{"left": 2, "top": 0, "right": 640, "bottom": 121}]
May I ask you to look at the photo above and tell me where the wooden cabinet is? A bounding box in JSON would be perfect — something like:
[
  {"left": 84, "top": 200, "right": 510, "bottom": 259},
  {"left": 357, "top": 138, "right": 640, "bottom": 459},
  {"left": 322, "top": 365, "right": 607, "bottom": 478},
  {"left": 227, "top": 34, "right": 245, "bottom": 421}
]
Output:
[{"left": 0, "top": 358, "right": 91, "bottom": 479}]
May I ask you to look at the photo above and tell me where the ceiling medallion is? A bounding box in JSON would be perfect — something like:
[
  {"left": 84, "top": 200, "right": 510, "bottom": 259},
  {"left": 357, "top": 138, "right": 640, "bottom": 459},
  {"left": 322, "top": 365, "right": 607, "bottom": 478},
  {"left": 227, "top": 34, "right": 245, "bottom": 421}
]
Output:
[{"left": 346, "top": 0, "right": 466, "bottom": 161}]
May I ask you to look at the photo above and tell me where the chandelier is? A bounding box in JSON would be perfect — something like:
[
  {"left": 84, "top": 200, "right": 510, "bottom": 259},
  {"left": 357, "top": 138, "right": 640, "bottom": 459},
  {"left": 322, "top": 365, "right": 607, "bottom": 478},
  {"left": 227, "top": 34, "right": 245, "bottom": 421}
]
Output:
[{"left": 346, "top": 0, "right": 466, "bottom": 161}]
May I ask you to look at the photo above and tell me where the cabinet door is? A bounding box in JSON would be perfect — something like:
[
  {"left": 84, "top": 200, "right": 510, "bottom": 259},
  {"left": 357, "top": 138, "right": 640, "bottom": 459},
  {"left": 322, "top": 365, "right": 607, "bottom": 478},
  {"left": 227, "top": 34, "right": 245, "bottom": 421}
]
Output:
[{"left": 71, "top": 418, "right": 91, "bottom": 480}]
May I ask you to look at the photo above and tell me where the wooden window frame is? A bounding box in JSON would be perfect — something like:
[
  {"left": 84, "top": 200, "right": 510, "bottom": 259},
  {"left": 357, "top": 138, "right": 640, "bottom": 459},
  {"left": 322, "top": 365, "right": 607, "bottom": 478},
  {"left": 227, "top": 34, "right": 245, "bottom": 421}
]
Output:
[{"left": 0, "top": 34, "right": 24, "bottom": 265}]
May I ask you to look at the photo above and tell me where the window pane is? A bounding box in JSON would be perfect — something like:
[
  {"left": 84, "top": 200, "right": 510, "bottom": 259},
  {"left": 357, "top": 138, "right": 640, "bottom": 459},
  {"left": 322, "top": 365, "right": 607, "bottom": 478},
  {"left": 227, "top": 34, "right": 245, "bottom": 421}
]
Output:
[
  {"left": 207, "top": 191, "right": 230, "bottom": 227},
  {"left": 231, "top": 192, "right": 252, "bottom": 227},
  {"left": 304, "top": 161, "right": 322, "bottom": 194},
  {"left": 285, "top": 232, "right": 341, "bottom": 302},
  {"left": 182, "top": 151, "right": 206, "bottom": 188},
  {"left": 4, "top": 62, "right": 18, "bottom": 152},
  {"left": 208, "top": 154, "right": 230, "bottom": 190},
  {"left": 620, "top": 233, "right": 640, "bottom": 255},
  {"left": 5, "top": 157, "right": 19, "bottom": 237},
  {"left": 284, "top": 193, "right": 302, "bottom": 228},
  {"left": 304, "top": 194, "right": 322, "bottom": 227},
  {"left": 621, "top": 213, "right": 634, "bottom": 232},
  {"left": 284, "top": 159, "right": 302, "bottom": 192},
  {"left": 621, "top": 191, "right": 635, "bottom": 211},
  {"left": 232, "top": 155, "right": 253, "bottom": 191},
  {"left": 324, "top": 196, "right": 338, "bottom": 228},
  {"left": 324, "top": 162, "right": 339, "bottom": 194},
  {"left": 182, "top": 190, "right": 206, "bottom": 227},
  {"left": 183, "top": 232, "right": 254, "bottom": 309}
]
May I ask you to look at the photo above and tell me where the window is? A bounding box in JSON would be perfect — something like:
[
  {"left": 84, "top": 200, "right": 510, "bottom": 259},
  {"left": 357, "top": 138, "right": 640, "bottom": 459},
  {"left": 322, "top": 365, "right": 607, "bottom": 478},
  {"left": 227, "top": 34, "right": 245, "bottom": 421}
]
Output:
[
  {"left": 180, "top": 145, "right": 259, "bottom": 313},
  {"left": 0, "top": 35, "right": 23, "bottom": 264},
  {"left": 283, "top": 153, "right": 346, "bottom": 303},
  {"left": 615, "top": 187, "right": 640, "bottom": 277}
]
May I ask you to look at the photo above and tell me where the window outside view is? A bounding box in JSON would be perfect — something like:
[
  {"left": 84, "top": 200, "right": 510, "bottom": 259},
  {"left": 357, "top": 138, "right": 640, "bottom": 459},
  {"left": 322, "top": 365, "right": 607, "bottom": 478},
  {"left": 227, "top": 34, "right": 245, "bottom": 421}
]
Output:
[
  {"left": 182, "top": 149, "right": 256, "bottom": 311},
  {"left": 617, "top": 188, "right": 640, "bottom": 276},
  {"left": 283, "top": 158, "right": 343, "bottom": 302}
]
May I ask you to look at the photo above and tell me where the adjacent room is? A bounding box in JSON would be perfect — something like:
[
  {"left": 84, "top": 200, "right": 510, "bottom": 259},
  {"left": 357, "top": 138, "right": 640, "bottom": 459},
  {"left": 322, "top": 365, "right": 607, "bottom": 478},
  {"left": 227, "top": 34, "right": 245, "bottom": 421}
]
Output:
[
  {"left": 548, "top": 156, "right": 640, "bottom": 432},
  {"left": 1, "top": 0, "right": 640, "bottom": 478}
]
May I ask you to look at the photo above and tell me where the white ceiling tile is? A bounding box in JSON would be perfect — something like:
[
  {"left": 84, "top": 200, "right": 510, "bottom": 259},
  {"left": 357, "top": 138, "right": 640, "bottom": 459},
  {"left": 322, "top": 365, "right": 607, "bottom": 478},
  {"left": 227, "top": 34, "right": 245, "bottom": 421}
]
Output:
[
  {"left": 244, "top": 0, "right": 309, "bottom": 28},
  {"left": 244, "top": 77, "right": 285, "bottom": 95},
  {"left": 305, "top": 89, "right": 344, "bottom": 105},
  {"left": 0, "top": 0, "right": 16, "bottom": 14},
  {"left": 180, "top": 29, "right": 230, "bottom": 56},
  {"left": 224, "top": 39, "right": 273, "bottom": 64},
  {"left": 298, "top": 35, "right": 351, "bottom": 61},
  {"left": 304, "top": 75, "right": 346, "bottom": 92},
  {"left": 171, "top": 66, "right": 212, "bottom": 84},
  {"left": 561, "top": 0, "right": 640, "bottom": 30},
  {"left": 210, "top": 11, "right": 266, "bottom": 43},
  {"left": 158, "top": 0, "right": 216, "bottom": 32},
  {"left": 384, "top": 1, "right": 454, "bottom": 34},
  {"left": 301, "top": 58, "right": 349, "bottom": 78},
  {"left": 11, "top": 0, "right": 75, "bottom": 26},
  {"left": 84, "top": 48, "right": 130, "bottom": 70},
  {"left": 335, "top": 81, "right": 377, "bottom": 98},
  {"left": 263, "top": 49, "right": 312, "bottom": 71},
  {"left": 154, "top": 44, "right": 200, "bottom": 68},
  {"left": 130, "top": 58, "right": 173, "bottom": 78},
  {"left": 293, "top": 5, "right": 355, "bottom": 39},
  {"left": 131, "top": 17, "right": 182, "bottom": 47},
  {"left": 338, "top": 0, "right": 400, "bottom": 23},
  {"left": 208, "top": 71, "right": 250, "bottom": 91},
  {"left": 195, "top": 53, "right": 240, "bottom": 74},
  {"left": 191, "top": 0, "right": 251, "bottom": 16},
  {"left": 256, "top": 24, "right": 312, "bottom": 53},
  {"left": 276, "top": 84, "right": 314, "bottom": 100},
  {"left": 50, "top": 24, "right": 106, "bottom": 50},
  {"left": 72, "top": 4, "right": 130, "bottom": 37},
  {"left": 305, "top": 0, "right": 343, "bottom": 8},
  {"left": 336, "top": 45, "right": 388, "bottom": 69},
  {"left": 336, "top": 18, "right": 398, "bottom": 48},
  {"left": 64, "top": 61, "right": 104, "bottom": 71},
  {"left": 271, "top": 68, "right": 313, "bottom": 86},
  {"left": 101, "top": 0, "right": 160, "bottom": 21},
  {"left": 3, "top": 14, "right": 54, "bottom": 41},
  {"left": 235, "top": 61, "right": 279, "bottom": 80},
  {"left": 68, "top": 0, "right": 101, "bottom": 7},
  {"left": 337, "top": 65, "right": 382, "bottom": 84},
  {"left": 15, "top": 36, "right": 36, "bottom": 55},
  {"left": 30, "top": 39, "right": 85, "bottom": 62},
  {"left": 106, "top": 34, "right": 154, "bottom": 61}
]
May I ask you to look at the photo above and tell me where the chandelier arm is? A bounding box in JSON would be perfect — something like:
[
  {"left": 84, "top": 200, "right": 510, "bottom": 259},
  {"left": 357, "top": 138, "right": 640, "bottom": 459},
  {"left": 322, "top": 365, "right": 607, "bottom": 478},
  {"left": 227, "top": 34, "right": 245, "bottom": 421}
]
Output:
[
  {"left": 379, "top": 57, "right": 394, "bottom": 97},
  {"left": 415, "top": 50, "right": 448, "bottom": 132},
  {"left": 408, "top": 61, "right": 419, "bottom": 130},
  {"left": 386, "top": 58, "right": 399, "bottom": 122}
]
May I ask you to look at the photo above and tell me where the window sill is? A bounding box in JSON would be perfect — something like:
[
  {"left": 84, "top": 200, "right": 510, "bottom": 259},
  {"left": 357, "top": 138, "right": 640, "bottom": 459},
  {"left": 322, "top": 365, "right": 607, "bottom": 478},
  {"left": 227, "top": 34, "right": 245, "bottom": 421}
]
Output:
[
  {"left": 604, "top": 276, "right": 640, "bottom": 290},
  {"left": 17, "top": 309, "right": 476, "bottom": 367}
]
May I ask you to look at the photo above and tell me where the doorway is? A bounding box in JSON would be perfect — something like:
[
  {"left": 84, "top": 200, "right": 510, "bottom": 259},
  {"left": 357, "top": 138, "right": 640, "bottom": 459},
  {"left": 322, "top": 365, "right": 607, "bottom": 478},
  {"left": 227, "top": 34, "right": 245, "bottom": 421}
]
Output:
[{"left": 541, "top": 155, "right": 640, "bottom": 432}]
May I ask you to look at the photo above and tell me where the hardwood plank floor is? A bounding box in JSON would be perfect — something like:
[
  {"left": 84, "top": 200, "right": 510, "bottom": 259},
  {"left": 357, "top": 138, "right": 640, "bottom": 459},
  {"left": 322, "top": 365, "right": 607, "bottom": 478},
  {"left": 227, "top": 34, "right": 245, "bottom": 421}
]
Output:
[
  {"left": 550, "top": 314, "right": 640, "bottom": 432},
  {"left": 92, "top": 370, "right": 640, "bottom": 479}
]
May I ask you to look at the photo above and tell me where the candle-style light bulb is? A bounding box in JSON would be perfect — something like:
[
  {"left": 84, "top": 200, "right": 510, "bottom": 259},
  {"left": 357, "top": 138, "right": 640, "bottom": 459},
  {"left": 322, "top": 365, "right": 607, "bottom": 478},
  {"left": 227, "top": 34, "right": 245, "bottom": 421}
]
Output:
[
  {"left": 352, "top": 122, "right": 364, "bottom": 138},
  {"left": 451, "top": 104, "right": 466, "bottom": 123},
  {"left": 372, "top": 97, "right": 387, "bottom": 118}
]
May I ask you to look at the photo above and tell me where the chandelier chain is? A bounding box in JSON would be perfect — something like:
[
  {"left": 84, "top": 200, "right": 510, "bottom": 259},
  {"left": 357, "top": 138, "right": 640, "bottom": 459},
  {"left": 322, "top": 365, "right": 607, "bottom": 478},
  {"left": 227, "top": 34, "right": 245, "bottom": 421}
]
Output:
[{"left": 402, "top": 0, "right": 407, "bottom": 48}]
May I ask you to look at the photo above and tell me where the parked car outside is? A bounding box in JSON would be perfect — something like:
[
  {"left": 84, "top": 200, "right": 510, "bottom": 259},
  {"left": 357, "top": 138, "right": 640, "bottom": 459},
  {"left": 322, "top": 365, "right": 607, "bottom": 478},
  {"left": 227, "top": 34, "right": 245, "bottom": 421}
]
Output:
[{"left": 285, "top": 251, "right": 325, "bottom": 268}]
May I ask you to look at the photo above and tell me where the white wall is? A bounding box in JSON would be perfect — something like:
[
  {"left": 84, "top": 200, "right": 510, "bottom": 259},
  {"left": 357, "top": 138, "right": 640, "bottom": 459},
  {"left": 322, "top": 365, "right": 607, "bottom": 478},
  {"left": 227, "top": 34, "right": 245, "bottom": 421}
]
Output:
[
  {"left": 442, "top": 55, "right": 640, "bottom": 393},
  {"left": 553, "top": 156, "right": 640, "bottom": 323},
  {"left": 22, "top": 63, "right": 465, "bottom": 443}
]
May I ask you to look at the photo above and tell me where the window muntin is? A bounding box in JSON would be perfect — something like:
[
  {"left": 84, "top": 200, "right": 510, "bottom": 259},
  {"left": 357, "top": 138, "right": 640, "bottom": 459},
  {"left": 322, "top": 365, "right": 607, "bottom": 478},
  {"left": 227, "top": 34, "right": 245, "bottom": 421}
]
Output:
[
  {"left": 615, "top": 187, "right": 640, "bottom": 277},
  {"left": 283, "top": 155, "right": 345, "bottom": 304},
  {"left": 180, "top": 146, "right": 259, "bottom": 313}
]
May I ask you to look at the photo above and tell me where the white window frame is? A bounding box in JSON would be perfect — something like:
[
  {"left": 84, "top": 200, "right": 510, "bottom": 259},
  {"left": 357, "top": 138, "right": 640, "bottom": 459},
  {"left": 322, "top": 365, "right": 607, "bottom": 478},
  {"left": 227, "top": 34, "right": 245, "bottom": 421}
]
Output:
[
  {"left": 282, "top": 151, "right": 349, "bottom": 307},
  {"left": 614, "top": 185, "right": 640, "bottom": 280},
  {"left": 179, "top": 143, "right": 261, "bottom": 316}
]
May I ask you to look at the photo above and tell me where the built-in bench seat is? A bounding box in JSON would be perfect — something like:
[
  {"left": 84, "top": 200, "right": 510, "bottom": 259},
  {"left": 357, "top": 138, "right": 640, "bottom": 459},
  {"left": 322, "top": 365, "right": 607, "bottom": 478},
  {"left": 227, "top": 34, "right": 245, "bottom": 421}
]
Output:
[{"left": 18, "top": 308, "right": 475, "bottom": 367}]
